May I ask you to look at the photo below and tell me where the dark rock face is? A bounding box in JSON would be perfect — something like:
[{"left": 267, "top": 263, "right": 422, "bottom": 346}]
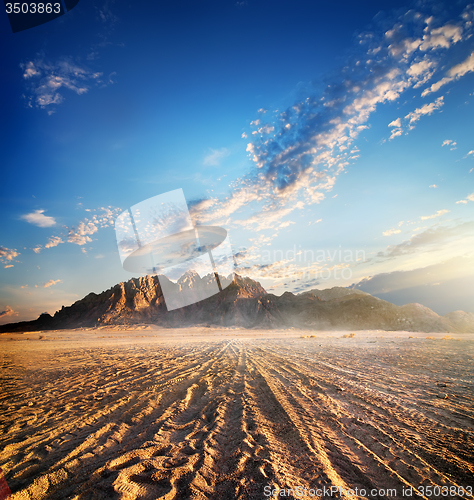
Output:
[{"left": 1, "top": 276, "right": 473, "bottom": 333}]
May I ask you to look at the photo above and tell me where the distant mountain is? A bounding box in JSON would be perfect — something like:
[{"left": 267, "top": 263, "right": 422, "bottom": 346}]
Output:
[{"left": 1, "top": 274, "right": 473, "bottom": 333}]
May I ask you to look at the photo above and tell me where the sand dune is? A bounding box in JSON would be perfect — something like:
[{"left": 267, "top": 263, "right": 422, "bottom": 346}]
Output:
[{"left": 1, "top": 329, "right": 473, "bottom": 499}]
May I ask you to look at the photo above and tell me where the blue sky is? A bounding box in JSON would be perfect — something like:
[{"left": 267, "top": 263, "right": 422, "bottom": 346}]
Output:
[{"left": 1, "top": 0, "right": 474, "bottom": 324}]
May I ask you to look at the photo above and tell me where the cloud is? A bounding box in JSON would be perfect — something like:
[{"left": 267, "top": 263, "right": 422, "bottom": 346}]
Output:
[
  {"left": 463, "top": 150, "right": 474, "bottom": 159},
  {"left": 21, "top": 209, "right": 56, "bottom": 228},
  {"left": 455, "top": 191, "right": 474, "bottom": 204},
  {"left": 377, "top": 222, "right": 474, "bottom": 259},
  {"left": 30, "top": 207, "right": 120, "bottom": 252},
  {"left": 45, "top": 236, "right": 64, "bottom": 248},
  {"left": 422, "top": 50, "right": 474, "bottom": 97},
  {"left": 405, "top": 96, "right": 444, "bottom": 130},
  {"left": 442, "top": 139, "right": 457, "bottom": 150},
  {"left": 0, "top": 306, "right": 18, "bottom": 319},
  {"left": 389, "top": 127, "right": 403, "bottom": 141},
  {"left": 351, "top": 255, "right": 474, "bottom": 314},
  {"left": 21, "top": 58, "right": 106, "bottom": 110},
  {"left": 44, "top": 279, "right": 61, "bottom": 288},
  {"left": 68, "top": 221, "right": 98, "bottom": 246},
  {"left": 0, "top": 246, "right": 19, "bottom": 264},
  {"left": 257, "top": 125, "right": 275, "bottom": 135},
  {"left": 420, "top": 209, "right": 449, "bottom": 220},
  {"left": 388, "top": 118, "right": 401, "bottom": 128},
  {"left": 203, "top": 148, "right": 230, "bottom": 166},
  {"left": 429, "top": 184, "right": 437, "bottom": 188},
  {"left": 388, "top": 94, "right": 445, "bottom": 139},
  {"left": 234, "top": 204, "right": 301, "bottom": 232},
  {"left": 382, "top": 228, "right": 402, "bottom": 236},
  {"left": 419, "top": 24, "right": 463, "bottom": 51},
  {"left": 192, "top": 5, "right": 474, "bottom": 242},
  {"left": 66, "top": 206, "right": 120, "bottom": 246}
]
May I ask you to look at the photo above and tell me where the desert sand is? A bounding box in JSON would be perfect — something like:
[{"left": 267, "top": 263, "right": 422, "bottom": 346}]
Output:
[{"left": 0, "top": 327, "right": 473, "bottom": 499}]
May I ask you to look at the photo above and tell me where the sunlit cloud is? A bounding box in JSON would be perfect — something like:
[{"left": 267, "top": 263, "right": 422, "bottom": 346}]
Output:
[
  {"left": 377, "top": 222, "right": 474, "bottom": 260},
  {"left": 0, "top": 306, "right": 18, "bottom": 319},
  {"left": 45, "top": 236, "right": 64, "bottom": 248},
  {"left": 68, "top": 221, "right": 99, "bottom": 246},
  {"left": 383, "top": 228, "right": 402, "bottom": 236},
  {"left": 190, "top": 5, "right": 474, "bottom": 259},
  {"left": 420, "top": 209, "right": 449, "bottom": 220},
  {"left": 0, "top": 246, "right": 20, "bottom": 265},
  {"left": 44, "top": 279, "right": 62, "bottom": 288},
  {"left": 21, "top": 209, "right": 56, "bottom": 228}
]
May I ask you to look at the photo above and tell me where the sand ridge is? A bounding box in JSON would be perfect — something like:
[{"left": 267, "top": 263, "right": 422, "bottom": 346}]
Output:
[{"left": 0, "top": 328, "right": 473, "bottom": 499}]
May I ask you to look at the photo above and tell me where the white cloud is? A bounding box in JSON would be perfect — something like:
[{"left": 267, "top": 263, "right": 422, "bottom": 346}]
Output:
[
  {"left": 467, "top": 192, "right": 474, "bottom": 202},
  {"left": 44, "top": 279, "right": 61, "bottom": 288},
  {"left": 257, "top": 125, "right": 275, "bottom": 135},
  {"left": 21, "top": 209, "right": 56, "bottom": 228},
  {"left": 388, "top": 96, "right": 444, "bottom": 140},
  {"left": 422, "top": 50, "right": 474, "bottom": 97},
  {"left": 456, "top": 200, "right": 468, "bottom": 204},
  {"left": 429, "top": 184, "right": 437, "bottom": 188},
  {"left": 420, "top": 209, "right": 450, "bottom": 220},
  {"left": 419, "top": 24, "right": 463, "bottom": 51},
  {"left": 241, "top": 132, "right": 248, "bottom": 139},
  {"left": 21, "top": 58, "right": 106, "bottom": 110},
  {"left": 463, "top": 150, "right": 474, "bottom": 159},
  {"left": 388, "top": 118, "right": 401, "bottom": 128},
  {"left": 442, "top": 139, "right": 457, "bottom": 150},
  {"left": 30, "top": 207, "right": 120, "bottom": 253},
  {"left": 407, "top": 58, "right": 436, "bottom": 88},
  {"left": 405, "top": 96, "right": 444, "bottom": 129},
  {"left": 203, "top": 148, "right": 230, "bottom": 166},
  {"left": 382, "top": 228, "right": 402, "bottom": 236},
  {"left": 389, "top": 128, "right": 403, "bottom": 141}
]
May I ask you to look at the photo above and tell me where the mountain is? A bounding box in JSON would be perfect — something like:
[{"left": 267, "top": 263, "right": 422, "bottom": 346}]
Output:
[{"left": 1, "top": 274, "right": 473, "bottom": 333}]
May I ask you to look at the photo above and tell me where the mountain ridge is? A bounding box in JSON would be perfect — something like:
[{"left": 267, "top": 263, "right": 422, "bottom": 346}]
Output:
[{"left": 1, "top": 274, "right": 473, "bottom": 333}]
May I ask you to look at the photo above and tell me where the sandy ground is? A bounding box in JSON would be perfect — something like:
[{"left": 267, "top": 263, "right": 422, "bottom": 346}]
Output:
[{"left": 0, "top": 327, "right": 473, "bottom": 500}]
